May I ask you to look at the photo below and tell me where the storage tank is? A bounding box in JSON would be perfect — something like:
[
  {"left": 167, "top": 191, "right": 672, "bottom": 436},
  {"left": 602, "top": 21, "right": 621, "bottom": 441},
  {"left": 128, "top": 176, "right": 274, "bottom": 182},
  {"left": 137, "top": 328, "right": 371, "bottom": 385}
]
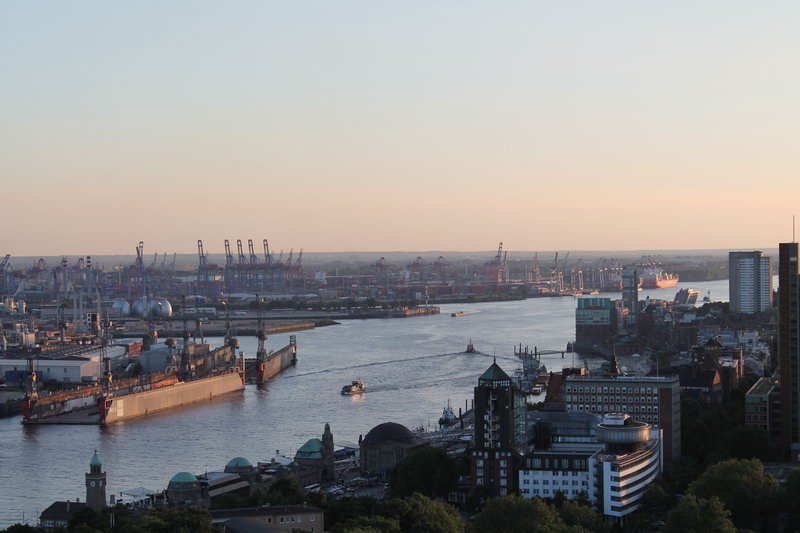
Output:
[
  {"left": 111, "top": 299, "right": 131, "bottom": 317},
  {"left": 149, "top": 298, "right": 173, "bottom": 318},
  {"left": 131, "top": 299, "right": 148, "bottom": 317}
]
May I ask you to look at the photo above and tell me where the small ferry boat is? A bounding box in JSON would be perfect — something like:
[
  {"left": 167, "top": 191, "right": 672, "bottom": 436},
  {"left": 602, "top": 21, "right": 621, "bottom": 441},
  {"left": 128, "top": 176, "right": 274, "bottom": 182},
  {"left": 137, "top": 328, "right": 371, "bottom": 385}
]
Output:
[
  {"left": 451, "top": 311, "right": 465, "bottom": 318},
  {"left": 438, "top": 399, "right": 457, "bottom": 426},
  {"left": 465, "top": 340, "right": 476, "bottom": 353},
  {"left": 341, "top": 380, "right": 366, "bottom": 395}
]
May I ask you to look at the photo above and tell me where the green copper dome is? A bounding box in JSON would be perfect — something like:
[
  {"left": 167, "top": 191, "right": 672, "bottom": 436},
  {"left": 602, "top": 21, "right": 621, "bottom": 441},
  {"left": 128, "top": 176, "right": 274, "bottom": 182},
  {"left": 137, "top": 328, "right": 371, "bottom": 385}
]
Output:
[
  {"left": 169, "top": 472, "right": 197, "bottom": 484},
  {"left": 226, "top": 457, "right": 252, "bottom": 469},
  {"left": 90, "top": 450, "right": 102, "bottom": 467}
]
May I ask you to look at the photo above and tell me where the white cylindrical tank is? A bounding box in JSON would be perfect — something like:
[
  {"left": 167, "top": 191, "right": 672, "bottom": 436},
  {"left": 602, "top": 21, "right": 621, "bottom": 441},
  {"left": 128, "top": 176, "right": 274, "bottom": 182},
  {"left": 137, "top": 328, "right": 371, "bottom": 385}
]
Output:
[
  {"left": 111, "top": 299, "right": 131, "bottom": 317},
  {"left": 131, "top": 299, "right": 148, "bottom": 317},
  {"left": 150, "top": 298, "right": 173, "bottom": 318}
]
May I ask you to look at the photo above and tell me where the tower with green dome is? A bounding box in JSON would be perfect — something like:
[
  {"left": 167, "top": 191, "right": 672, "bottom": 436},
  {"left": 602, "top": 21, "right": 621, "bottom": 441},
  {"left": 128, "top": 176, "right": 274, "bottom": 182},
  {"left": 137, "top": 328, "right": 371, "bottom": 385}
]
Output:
[{"left": 85, "top": 450, "right": 107, "bottom": 511}]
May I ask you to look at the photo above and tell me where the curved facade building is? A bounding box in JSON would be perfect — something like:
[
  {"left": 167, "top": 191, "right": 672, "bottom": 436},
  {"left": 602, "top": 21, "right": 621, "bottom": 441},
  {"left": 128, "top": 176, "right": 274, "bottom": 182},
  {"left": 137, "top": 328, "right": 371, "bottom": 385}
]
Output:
[
  {"left": 519, "top": 412, "right": 662, "bottom": 523},
  {"left": 595, "top": 414, "right": 662, "bottom": 520}
]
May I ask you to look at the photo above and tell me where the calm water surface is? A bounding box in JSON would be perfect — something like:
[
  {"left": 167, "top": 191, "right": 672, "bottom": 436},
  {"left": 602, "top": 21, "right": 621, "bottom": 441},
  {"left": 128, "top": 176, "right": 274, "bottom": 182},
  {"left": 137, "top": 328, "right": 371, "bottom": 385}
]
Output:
[{"left": 0, "top": 279, "right": 729, "bottom": 525}]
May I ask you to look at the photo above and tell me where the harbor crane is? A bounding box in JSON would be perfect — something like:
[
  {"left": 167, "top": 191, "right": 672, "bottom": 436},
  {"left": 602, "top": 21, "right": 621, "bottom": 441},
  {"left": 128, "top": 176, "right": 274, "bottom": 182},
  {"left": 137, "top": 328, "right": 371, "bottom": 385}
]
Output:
[
  {"left": 224, "top": 240, "right": 234, "bottom": 268},
  {"left": 135, "top": 242, "right": 144, "bottom": 271},
  {"left": 248, "top": 239, "right": 259, "bottom": 264},
  {"left": 236, "top": 240, "right": 247, "bottom": 265},
  {"left": 262, "top": 239, "right": 272, "bottom": 265}
]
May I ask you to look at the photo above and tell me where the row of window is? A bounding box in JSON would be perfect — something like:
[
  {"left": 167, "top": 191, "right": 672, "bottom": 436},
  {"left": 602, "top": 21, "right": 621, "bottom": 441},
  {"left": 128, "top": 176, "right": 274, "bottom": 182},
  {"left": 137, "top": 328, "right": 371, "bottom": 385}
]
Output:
[
  {"left": 568, "top": 395, "right": 657, "bottom": 404},
  {"left": 522, "top": 479, "right": 586, "bottom": 487},
  {"left": 566, "top": 386, "right": 659, "bottom": 394},
  {"left": 522, "top": 488, "right": 585, "bottom": 497},
  {"left": 529, "top": 458, "right": 588, "bottom": 470}
]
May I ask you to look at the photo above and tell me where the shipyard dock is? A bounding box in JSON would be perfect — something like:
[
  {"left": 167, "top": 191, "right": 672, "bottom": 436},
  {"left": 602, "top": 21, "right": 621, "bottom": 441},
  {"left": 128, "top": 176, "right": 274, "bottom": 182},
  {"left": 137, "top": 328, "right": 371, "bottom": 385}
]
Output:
[{"left": 21, "top": 336, "right": 299, "bottom": 425}]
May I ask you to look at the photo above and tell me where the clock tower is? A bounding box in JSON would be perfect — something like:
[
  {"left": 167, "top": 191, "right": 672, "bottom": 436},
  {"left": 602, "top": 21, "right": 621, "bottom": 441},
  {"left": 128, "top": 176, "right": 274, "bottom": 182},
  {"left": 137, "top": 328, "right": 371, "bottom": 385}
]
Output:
[{"left": 85, "top": 450, "right": 107, "bottom": 511}]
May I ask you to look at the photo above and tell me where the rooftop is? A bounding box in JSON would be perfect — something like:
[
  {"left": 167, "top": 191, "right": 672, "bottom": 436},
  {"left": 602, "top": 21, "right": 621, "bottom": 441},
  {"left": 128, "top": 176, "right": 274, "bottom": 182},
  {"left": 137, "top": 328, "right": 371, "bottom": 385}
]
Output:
[
  {"left": 566, "top": 374, "right": 679, "bottom": 384},
  {"left": 748, "top": 377, "right": 779, "bottom": 397}
]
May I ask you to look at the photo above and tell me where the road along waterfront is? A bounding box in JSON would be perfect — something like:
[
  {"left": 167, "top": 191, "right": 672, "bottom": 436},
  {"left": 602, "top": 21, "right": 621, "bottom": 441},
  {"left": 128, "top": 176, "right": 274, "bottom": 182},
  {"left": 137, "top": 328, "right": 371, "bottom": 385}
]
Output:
[{"left": 0, "top": 279, "right": 729, "bottom": 526}]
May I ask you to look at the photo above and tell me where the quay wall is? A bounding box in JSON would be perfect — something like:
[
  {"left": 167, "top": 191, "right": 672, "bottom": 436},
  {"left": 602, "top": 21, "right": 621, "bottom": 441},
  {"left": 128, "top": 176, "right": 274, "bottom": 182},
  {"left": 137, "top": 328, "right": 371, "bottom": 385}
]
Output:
[
  {"left": 104, "top": 371, "right": 244, "bottom": 423},
  {"left": 263, "top": 343, "right": 297, "bottom": 381}
]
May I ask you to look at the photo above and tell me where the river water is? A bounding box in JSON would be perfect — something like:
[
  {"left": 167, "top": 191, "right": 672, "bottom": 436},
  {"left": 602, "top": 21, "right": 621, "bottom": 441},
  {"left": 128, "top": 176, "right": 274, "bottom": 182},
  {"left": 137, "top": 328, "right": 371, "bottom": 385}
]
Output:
[{"left": 0, "top": 279, "right": 729, "bottom": 525}]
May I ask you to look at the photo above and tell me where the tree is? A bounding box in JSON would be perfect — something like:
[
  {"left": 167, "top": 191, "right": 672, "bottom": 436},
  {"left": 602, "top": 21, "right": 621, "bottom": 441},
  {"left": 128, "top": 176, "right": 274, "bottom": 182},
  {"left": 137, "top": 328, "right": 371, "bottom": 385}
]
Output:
[
  {"left": 782, "top": 469, "right": 800, "bottom": 532},
  {"left": 688, "top": 458, "right": 779, "bottom": 531},
  {"left": 390, "top": 447, "right": 460, "bottom": 499},
  {"left": 378, "top": 493, "right": 463, "bottom": 533},
  {"left": 469, "top": 495, "right": 568, "bottom": 533},
  {"left": 707, "top": 425, "right": 779, "bottom": 463},
  {"left": 68, "top": 507, "right": 101, "bottom": 531},
  {"left": 1, "top": 527, "right": 42, "bottom": 533},
  {"left": 661, "top": 456, "right": 700, "bottom": 494},
  {"left": 663, "top": 495, "right": 735, "bottom": 533},
  {"left": 557, "top": 500, "right": 608, "bottom": 532},
  {"left": 340, "top": 515, "right": 402, "bottom": 533},
  {"left": 326, "top": 497, "right": 380, "bottom": 533},
  {"left": 263, "top": 477, "right": 306, "bottom": 505}
]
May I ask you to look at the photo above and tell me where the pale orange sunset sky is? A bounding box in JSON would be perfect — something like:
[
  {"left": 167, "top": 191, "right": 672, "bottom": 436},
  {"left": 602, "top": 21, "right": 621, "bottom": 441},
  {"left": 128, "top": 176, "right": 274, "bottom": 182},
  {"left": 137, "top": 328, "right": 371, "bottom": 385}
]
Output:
[{"left": 1, "top": 1, "right": 798, "bottom": 256}]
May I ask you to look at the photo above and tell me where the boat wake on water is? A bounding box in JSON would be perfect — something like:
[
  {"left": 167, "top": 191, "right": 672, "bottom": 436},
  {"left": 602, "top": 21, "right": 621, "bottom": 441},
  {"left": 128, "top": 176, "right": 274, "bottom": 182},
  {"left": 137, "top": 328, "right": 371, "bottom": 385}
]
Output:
[{"left": 285, "top": 351, "right": 516, "bottom": 379}]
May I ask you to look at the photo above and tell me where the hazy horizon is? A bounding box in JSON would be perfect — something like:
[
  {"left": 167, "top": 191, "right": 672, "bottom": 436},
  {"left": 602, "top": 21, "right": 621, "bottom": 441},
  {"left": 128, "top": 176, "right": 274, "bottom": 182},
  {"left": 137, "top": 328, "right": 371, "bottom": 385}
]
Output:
[{"left": 2, "top": 1, "right": 798, "bottom": 255}]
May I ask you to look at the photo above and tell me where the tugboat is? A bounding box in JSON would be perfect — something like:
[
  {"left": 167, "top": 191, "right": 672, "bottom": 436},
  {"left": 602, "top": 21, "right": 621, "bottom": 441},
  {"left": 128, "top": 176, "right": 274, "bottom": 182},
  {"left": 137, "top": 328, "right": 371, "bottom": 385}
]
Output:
[
  {"left": 438, "top": 399, "right": 457, "bottom": 427},
  {"left": 341, "top": 379, "right": 366, "bottom": 395},
  {"left": 465, "top": 340, "right": 476, "bottom": 353}
]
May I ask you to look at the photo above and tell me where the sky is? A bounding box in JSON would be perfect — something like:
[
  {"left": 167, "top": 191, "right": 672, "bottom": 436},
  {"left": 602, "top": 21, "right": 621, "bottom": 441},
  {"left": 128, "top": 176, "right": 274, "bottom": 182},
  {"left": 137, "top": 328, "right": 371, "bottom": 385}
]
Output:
[{"left": 1, "top": 1, "right": 799, "bottom": 256}]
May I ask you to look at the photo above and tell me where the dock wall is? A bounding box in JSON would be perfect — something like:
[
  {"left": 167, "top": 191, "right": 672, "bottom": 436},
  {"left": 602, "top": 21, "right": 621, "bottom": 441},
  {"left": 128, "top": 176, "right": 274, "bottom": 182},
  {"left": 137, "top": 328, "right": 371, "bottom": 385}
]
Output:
[
  {"left": 104, "top": 371, "right": 244, "bottom": 423},
  {"left": 263, "top": 343, "right": 297, "bottom": 381}
]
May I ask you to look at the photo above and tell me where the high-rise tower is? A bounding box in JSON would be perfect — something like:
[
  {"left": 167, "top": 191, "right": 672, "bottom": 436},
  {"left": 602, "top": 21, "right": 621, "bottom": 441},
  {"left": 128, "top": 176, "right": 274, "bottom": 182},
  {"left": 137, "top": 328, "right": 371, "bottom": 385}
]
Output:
[
  {"left": 471, "top": 360, "right": 526, "bottom": 496},
  {"left": 622, "top": 265, "right": 639, "bottom": 333},
  {"left": 729, "top": 251, "right": 773, "bottom": 314},
  {"left": 85, "top": 450, "right": 107, "bottom": 512},
  {"left": 779, "top": 243, "right": 800, "bottom": 459}
]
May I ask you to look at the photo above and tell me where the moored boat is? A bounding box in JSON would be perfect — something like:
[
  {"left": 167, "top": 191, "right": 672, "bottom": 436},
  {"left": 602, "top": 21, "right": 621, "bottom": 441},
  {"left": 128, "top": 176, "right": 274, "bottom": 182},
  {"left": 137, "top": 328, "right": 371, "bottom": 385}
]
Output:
[{"left": 438, "top": 399, "right": 457, "bottom": 426}]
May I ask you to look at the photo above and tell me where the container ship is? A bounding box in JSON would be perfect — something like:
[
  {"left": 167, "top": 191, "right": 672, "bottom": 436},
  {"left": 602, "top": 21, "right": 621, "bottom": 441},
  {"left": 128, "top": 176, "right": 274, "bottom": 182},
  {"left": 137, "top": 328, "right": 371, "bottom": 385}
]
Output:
[
  {"left": 22, "top": 338, "right": 246, "bottom": 425},
  {"left": 640, "top": 267, "right": 679, "bottom": 289}
]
